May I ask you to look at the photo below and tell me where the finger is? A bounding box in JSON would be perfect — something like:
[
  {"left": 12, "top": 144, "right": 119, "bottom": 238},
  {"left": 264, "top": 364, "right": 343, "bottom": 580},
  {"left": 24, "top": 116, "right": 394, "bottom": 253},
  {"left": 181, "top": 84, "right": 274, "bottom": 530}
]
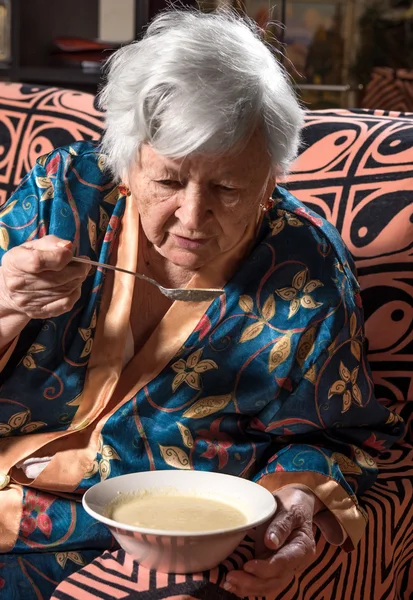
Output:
[
  {"left": 244, "top": 528, "right": 316, "bottom": 579},
  {"left": 7, "top": 263, "right": 89, "bottom": 292},
  {"left": 21, "top": 235, "right": 72, "bottom": 252},
  {"left": 5, "top": 238, "right": 74, "bottom": 274},
  {"left": 10, "top": 277, "right": 86, "bottom": 300},
  {"left": 42, "top": 262, "right": 90, "bottom": 285},
  {"left": 265, "top": 503, "right": 309, "bottom": 550},
  {"left": 7, "top": 276, "right": 86, "bottom": 317},
  {"left": 225, "top": 570, "right": 286, "bottom": 597},
  {"left": 24, "top": 286, "right": 82, "bottom": 319}
]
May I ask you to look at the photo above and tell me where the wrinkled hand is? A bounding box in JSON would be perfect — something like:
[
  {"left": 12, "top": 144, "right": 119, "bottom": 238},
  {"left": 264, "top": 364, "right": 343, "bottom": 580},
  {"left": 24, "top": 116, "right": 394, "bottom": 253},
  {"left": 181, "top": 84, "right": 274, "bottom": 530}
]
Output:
[
  {"left": 224, "top": 485, "right": 322, "bottom": 598},
  {"left": 0, "top": 235, "right": 90, "bottom": 319}
]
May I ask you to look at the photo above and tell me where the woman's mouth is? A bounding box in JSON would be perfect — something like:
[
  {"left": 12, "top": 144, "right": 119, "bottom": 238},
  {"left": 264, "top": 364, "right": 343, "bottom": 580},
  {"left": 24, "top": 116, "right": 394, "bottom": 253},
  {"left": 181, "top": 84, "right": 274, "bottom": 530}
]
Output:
[{"left": 171, "top": 234, "right": 211, "bottom": 250}]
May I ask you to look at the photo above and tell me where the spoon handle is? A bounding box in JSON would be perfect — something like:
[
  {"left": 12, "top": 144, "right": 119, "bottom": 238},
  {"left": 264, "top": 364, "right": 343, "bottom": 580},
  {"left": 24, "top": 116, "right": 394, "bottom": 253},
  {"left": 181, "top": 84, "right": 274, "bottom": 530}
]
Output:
[{"left": 71, "top": 256, "right": 160, "bottom": 287}]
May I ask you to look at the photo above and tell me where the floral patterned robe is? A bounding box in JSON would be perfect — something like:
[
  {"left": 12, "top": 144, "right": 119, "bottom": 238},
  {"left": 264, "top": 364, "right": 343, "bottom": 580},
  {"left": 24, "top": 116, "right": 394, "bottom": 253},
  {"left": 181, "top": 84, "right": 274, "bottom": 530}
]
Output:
[{"left": 0, "top": 142, "right": 404, "bottom": 599}]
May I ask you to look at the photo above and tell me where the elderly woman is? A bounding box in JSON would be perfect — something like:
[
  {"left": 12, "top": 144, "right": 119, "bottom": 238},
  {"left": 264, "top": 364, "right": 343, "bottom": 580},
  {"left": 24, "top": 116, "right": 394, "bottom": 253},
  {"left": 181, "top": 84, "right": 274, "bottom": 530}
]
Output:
[{"left": 0, "top": 8, "right": 404, "bottom": 600}]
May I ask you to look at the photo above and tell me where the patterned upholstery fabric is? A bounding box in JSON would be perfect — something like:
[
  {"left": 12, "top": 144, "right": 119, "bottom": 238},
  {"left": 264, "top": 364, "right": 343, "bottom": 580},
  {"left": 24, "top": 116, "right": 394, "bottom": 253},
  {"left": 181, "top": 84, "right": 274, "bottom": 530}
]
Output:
[
  {"left": 0, "top": 82, "right": 103, "bottom": 205},
  {"left": 0, "top": 85, "right": 411, "bottom": 599}
]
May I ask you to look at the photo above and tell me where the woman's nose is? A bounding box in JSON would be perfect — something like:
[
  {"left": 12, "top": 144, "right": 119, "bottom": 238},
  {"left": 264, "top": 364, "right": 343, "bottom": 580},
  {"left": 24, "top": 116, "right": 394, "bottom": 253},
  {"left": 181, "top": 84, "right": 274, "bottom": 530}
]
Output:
[{"left": 176, "top": 186, "right": 211, "bottom": 230}]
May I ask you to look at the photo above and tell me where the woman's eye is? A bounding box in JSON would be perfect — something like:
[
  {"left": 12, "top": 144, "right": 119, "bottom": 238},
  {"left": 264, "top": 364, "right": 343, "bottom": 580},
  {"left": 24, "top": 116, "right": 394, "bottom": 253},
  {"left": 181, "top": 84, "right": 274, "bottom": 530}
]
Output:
[
  {"left": 157, "top": 180, "right": 181, "bottom": 187},
  {"left": 217, "top": 184, "right": 236, "bottom": 192}
]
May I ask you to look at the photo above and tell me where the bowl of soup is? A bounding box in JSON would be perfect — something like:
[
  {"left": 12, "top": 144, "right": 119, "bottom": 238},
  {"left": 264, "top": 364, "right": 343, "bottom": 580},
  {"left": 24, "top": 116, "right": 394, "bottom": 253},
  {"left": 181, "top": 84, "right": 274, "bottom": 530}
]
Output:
[{"left": 82, "top": 470, "right": 276, "bottom": 573}]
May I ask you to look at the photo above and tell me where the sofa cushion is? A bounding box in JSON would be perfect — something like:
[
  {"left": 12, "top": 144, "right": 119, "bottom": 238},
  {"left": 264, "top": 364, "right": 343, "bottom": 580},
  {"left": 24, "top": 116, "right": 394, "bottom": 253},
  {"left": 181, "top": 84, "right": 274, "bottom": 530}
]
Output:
[
  {"left": 0, "top": 82, "right": 104, "bottom": 205},
  {"left": 286, "top": 109, "right": 413, "bottom": 424}
]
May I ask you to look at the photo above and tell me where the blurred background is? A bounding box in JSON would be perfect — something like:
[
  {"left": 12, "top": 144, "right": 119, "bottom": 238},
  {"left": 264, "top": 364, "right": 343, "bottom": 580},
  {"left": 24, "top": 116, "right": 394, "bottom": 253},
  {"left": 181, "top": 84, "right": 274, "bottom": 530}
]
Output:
[{"left": 0, "top": 0, "right": 412, "bottom": 111}]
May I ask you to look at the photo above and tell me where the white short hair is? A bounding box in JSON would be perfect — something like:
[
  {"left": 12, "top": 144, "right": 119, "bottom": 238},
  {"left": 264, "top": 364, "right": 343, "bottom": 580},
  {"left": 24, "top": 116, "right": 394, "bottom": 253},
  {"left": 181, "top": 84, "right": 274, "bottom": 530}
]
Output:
[{"left": 99, "top": 7, "right": 304, "bottom": 179}]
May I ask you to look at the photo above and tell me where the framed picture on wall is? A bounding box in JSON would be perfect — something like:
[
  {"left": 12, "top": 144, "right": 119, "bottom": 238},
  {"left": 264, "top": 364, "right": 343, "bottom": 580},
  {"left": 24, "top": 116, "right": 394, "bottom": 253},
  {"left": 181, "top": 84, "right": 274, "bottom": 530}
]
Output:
[
  {"left": 242, "top": 0, "right": 356, "bottom": 108},
  {"left": 198, "top": 0, "right": 356, "bottom": 108},
  {"left": 242, "top": 0, "right": 348, "bottom": 85},
  {"left": 280, "top": 0, "right": 347, "bottom": 86}
]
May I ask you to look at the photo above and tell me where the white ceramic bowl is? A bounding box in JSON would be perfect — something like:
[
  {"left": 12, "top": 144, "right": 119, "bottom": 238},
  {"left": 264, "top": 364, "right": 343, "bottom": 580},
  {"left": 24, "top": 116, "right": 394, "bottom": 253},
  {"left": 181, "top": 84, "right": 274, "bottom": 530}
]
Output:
[{"left": 83, "top": 470, "right": 276, "bottom": 574}]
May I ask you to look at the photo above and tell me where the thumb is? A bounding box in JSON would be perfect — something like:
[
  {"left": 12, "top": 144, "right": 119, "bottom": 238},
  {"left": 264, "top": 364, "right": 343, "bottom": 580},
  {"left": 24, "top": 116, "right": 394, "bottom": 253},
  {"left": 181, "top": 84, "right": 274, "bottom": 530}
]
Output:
[
  {"left": 21, "top": 235, "right": 72, "bottom": 252},
  {"left": 17, "top": 235, "right": 74, "bottom": 272},
  {"left": 265, "top": 506, "right": 304, "bottom": 551}
]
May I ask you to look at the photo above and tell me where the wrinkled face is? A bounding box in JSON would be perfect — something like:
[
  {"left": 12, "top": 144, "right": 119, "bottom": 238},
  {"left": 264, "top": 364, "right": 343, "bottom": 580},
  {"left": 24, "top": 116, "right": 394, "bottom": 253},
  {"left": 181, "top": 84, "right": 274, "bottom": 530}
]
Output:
[{"left": 126, "top": 130, "right": 275, "bottom": 270}]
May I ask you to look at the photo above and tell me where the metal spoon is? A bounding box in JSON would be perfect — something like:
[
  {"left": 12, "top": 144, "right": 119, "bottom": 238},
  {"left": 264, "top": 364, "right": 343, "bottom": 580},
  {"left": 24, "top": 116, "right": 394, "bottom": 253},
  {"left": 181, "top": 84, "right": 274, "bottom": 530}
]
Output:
[{"left": 71, "top": 256, "right": 224, "bottom": 302}]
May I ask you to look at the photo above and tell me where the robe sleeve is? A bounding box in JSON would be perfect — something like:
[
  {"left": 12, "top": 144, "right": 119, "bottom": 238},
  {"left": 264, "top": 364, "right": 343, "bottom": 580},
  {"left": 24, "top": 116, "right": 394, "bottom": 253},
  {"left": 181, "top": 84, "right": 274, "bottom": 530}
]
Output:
[{"left": 0, "top": 155, "right": 63, "bottom": 374}]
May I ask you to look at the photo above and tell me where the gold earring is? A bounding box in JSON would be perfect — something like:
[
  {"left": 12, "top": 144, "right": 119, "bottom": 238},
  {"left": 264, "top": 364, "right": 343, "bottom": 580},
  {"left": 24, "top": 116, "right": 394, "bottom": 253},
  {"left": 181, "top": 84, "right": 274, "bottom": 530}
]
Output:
[
  {"left": 259, "top": 197, "right": 275, "bottom": 212},
  {"left": 118, "top": 183, "right": 131, "bottom": 197}
]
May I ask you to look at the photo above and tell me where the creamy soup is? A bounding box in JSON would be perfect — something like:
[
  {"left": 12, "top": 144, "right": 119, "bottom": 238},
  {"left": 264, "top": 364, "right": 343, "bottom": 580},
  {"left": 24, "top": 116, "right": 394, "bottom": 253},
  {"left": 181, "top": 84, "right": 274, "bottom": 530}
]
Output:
[{"left": 109, "top": 493, "right": 247, "bottom": 532}]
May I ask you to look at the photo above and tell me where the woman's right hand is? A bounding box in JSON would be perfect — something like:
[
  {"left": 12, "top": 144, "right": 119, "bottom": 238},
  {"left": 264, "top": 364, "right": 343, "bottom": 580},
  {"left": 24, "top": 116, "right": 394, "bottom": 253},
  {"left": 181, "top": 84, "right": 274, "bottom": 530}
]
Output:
[{"left": 0, "top": 235, "right": 90, "bottom": 320}]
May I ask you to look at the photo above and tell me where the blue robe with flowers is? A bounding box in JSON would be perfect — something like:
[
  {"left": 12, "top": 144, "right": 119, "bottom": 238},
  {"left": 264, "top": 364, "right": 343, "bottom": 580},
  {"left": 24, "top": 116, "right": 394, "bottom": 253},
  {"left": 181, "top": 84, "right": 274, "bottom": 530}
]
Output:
[{"left": 0, "top": 142, "right": 404, "bottom": 599}]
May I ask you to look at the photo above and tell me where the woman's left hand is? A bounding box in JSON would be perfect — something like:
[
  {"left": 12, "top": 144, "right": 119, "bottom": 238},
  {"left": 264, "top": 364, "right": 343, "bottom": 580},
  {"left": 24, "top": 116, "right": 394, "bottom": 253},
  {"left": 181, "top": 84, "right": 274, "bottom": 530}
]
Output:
[{"left": 224, "top": 485, "right": 323, "bottom": 598}]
